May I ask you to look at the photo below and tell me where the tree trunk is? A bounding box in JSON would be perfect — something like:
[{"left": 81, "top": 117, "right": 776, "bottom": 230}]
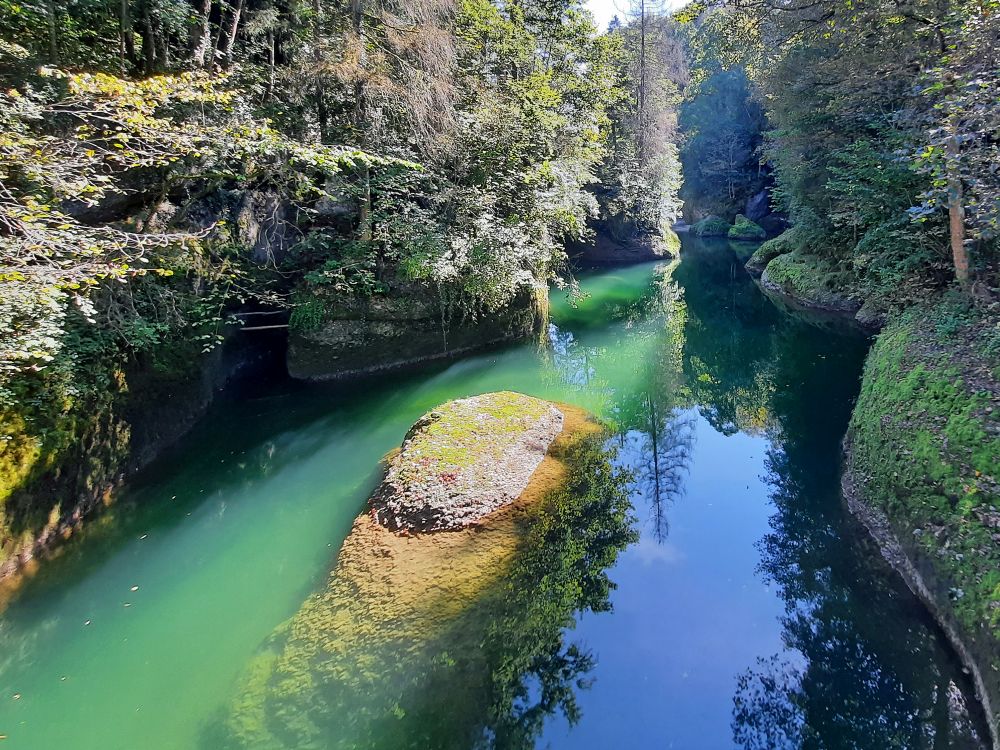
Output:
[
  {"left": 45, "top": 0, "right": 59, "bottom": 64},
  {"left": 351, "top": 0, "right": 372, "bottom": 242},
  {"left": 141, "top": 5, "right": 156, "bottom": 74},
  {"left": 119, "top": 0, "right": 136, "bottom": 71},
  {"left": 263, "top": 31, "right": 276, "bottom": 103},
  {"left": 947, "top": 134, "right": 970, "bottom": 289},
  {"left": 313, "top": 0, "right": 328, "bottom": 141},
  {"left": 638, "top": 0, "right": 646, "bottom": 160},
  {"left": 190, "top": 0, "right": 213, "bottom": 69},
  {"left": 218, "top": 0, "right": 245, "bottom": 68}
]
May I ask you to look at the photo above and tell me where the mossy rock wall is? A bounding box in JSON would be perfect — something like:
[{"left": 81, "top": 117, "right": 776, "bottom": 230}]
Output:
[
  {"left": 214, "top": 400, "right": 637, "bottom": 749},
  {"left": 287, "top": 285, "right": 541, "bottom": 381},
  {"left": 845, "top": 302, "right": 1000, "bottom": 743},
  {"left": 569, "top": 211, "right": 680, "bottom": 266},
  {"left": 0, "top": 333, "right": 273, "bottom": 579},
  {"left": 759, "top": 251, "right": 862, "bottom": 315}
]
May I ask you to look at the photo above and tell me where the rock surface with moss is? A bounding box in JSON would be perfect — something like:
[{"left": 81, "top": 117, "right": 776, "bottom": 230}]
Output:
[
  {"left": 691, "top": 215, "right": 731, "bottom": 237},
  {"left": 727, "top": 214, "right": 767, "bottom": 241},
  {"left": 287, "top": 284, "right": 542, "bottom": 381},
  {"left": 745, "top": 228, "right": 800, "bottom": 275},
  {"left": 0, "top": 333, "right": 275, "bottom": 579},
  {"left": 372, "top": 392, "right": 564, "bottom": 532},
  {"left": 569, "top": 222, "right": 681, "bottom": 266},
  {"left": 844, "top": 299, "right": 1000, "bottom": 744},
  {"left": 214, "top": 395, "right": 636, "bottom": 750},
  {"left": 759, "top": 251, "right": 863, "bottom": 315}
]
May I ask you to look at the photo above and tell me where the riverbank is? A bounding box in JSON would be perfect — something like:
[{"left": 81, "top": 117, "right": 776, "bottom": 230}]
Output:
[
  {"left": 844, "top": 301, "right": 1000, "bottom": 745},
  {"left": 747, "top": 233, "right": 1000, "bottom": 744},
  {"left": 0, "top": 331, "right": 284, "bottom": 583}
]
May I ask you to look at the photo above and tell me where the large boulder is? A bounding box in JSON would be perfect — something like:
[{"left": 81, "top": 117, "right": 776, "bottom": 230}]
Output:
[
  {"left": 569, "top": 208, "right": 680, "bottom": 266},
  {"left": 744, "top": 189, "right": 770, "bottom": 221},
  {"left": 372, "top": 393, "right": 564, "bottom": 532},
  {"left": 214, "top": 396, "right": 636, "bottom": 750},
  {"left": 691, "top": 215, "right": 731, "bottom": 237},
  {"left": 727, "top": 214, "right": 767, "bottom": 241},
  {"left": 745, "top": 228, "right": 798, "bottom": 276}
]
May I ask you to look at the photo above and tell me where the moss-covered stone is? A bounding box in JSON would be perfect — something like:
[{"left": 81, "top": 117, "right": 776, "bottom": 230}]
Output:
[
  {"left": 727, "top": 214, "right": 766, "bottom": 241},
  {"left": 286, "top": 284, "right": 542, "bottom": 381},
  {"left": 745, "top": 228, "right": 800, "bottom": 275},
  {"left": 845, "top": 300, "right": 1000, "bottom": 742},
  {"left": 759, "top": 251, "right": 861, "bottom": 314},
  {"left": 214, "top": 399, "right": 637, "bottom": 750},
  {"left": 691, "top": 215, "right": 730, "bottom": 237},
  {"left": 373, "top": 392, "right": 563, "bottom": 532}
]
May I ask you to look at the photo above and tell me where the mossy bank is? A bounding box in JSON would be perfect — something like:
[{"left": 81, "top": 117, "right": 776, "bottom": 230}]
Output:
[
  {"left": 213, "top": 392, "right": 637, "bottom": 749},
  {"left": 844, "top": 299, "right": 1000, "bottom": 745},
  {"left": 0, "top": 333, "right": 279, "bottom": 582}
]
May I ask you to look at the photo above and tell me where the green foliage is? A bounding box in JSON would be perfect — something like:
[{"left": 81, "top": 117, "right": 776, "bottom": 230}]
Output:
[
  {"left": 709, "top": 0, "right": 999, "bottom": 295},
  {"left": 589, "top": 11, "right": 685, "bottom": 242},
  {"left": 679, "top": 67, "right": 768, "bottom": 219},
  {"left": 746, "top": 227, "right": 801, "bottom": 271},
  {"left": 692, "top": 215, "right": 730, "bottom": 237},
  {"left": 728, "top": 214, "right": 766, "bottom": 240}
]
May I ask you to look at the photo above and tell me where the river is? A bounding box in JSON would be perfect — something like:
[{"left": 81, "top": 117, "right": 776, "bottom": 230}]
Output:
[{"left": 0, "top": 236, "right": 985, "bottom": 748}]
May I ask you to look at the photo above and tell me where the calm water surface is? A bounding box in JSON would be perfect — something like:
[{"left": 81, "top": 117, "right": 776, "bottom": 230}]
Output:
[{"left": 0, "top": 237, "right": 984, "bottom": 748}]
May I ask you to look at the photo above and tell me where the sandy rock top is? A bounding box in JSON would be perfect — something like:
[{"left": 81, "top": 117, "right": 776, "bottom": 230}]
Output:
[{"left": 371, "top": 392, "right": 564, "bottom": 532}]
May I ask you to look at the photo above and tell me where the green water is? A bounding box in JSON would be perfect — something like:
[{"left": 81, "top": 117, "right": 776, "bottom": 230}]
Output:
[{"left": 0, "top": 237, "right": 985, "bottom": 748}]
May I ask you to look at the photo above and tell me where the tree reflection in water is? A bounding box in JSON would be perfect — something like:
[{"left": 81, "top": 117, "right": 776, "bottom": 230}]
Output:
[
  {"left": 551, "top": 239, "right": 989, "bottom": 748},
  {"left": 669, "top": 239, "right": 989, "bottom": 750}
]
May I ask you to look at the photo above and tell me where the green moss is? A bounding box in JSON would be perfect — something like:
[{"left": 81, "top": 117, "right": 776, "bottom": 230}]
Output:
[
  {"left": 400, "top": 392, "right": 551, "bottom": 480},
  {"left": 728, "top": 214, "right": 766, "bottom": 240},
  {"left": 288, "top": 297, "right": 328, "bottom": 333},
  {"left": 762, "top": 251, "right": 858, "bottom": 311},
  {"left": 662, "top": 227, "right": 681, "bottom": 256},
  {"left": 0, "top": 334, "right": 209, "bottom": 571},
  {"left": 746, "top": 227, "right": 800, "bottom": 271},
  {"left": 848, "top": 302, "right": 1000, "bottom": 704},
  {"left": 692, "top": 215, "right": 731, "bottom": 237}
]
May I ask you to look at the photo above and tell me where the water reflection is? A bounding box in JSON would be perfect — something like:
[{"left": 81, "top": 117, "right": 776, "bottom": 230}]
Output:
[
  {"left": 545, "top": 238, "right": 986, "bottom": 747},
  {"left": 0, "top": 237, "right": 987, "bottom": 749}
]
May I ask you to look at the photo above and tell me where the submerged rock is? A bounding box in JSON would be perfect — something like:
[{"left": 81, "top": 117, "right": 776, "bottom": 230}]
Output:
[
  {"left": 214, "top": 395, "right": 637, "bottom": 750},
  {"left": 744, "top": 189, "right": 770, "bottom": 222},
  {"left": 372, "top": 393, "right": 564, "bottom": 532}
]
